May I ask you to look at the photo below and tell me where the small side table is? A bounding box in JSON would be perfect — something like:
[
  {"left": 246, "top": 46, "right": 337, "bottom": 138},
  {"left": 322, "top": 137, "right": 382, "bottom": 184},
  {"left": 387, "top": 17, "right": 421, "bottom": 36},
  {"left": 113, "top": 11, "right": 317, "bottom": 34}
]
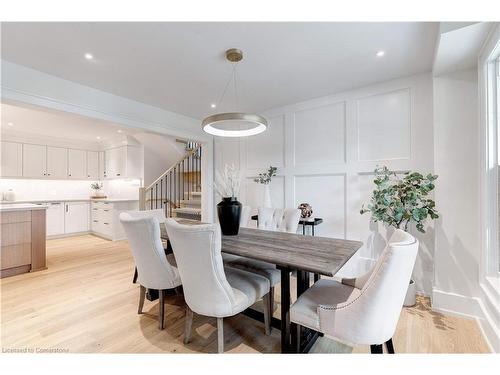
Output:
[{"left": 250, "top": 215, "right": 323, "bottom": 236}]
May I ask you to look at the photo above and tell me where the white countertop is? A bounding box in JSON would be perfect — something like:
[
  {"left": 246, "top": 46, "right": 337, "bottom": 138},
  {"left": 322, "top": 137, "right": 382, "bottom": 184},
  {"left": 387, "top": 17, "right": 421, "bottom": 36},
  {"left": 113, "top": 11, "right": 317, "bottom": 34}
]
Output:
[
  {"left": 0, "top": 203, "right": 48, "bottom": 212},
  {"left": 2, "top": 198, "right": 139, "bottom": 204}
]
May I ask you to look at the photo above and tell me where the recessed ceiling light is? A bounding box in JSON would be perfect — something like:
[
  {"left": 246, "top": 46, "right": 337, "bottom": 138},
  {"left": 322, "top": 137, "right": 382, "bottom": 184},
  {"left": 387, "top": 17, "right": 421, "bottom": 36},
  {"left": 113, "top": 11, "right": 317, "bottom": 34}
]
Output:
[
  {"left": 96, "top": 136, "right": 101, "bottom": 140},
  {"left": 210, "top": 103, "right": 217, "bottom": 108},
  {"left": 7, "top": 122, "right": 14, "bottom": 127},
  {"left": 117, "top": 130, "right": 123, "bottom": 133},
  {"left": 376, "top": 50, "right": 385, "bottom": 57},
  {"left": 85, "top": 53, "right": 94, "bottom": 60}
]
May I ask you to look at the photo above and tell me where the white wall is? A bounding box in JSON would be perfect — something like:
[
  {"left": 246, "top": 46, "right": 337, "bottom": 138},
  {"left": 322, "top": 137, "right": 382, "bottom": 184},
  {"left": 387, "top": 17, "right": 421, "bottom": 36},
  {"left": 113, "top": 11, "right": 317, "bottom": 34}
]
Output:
[
  {"left": 132, "top": 132, "right": 186, "bottom": 186},
  {"left": 215, "top": 73, "right": 435, "bottom": 294},
  {"left": 433, "top": 69, "right": 481, "bottom": 300}
]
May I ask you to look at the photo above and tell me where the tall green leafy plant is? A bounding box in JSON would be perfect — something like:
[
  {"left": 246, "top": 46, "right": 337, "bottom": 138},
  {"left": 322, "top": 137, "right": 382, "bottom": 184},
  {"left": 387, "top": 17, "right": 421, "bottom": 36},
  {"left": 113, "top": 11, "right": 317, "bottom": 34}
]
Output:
[{"left": 360, "top": 166, "right": 439, "bottom": 233}]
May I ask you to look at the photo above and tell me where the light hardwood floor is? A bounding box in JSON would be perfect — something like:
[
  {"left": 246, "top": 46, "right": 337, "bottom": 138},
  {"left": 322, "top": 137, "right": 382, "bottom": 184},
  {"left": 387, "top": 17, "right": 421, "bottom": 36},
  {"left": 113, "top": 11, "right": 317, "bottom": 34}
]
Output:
[{"left": 0, "top": 235, "right": 490, "bottom": 353}]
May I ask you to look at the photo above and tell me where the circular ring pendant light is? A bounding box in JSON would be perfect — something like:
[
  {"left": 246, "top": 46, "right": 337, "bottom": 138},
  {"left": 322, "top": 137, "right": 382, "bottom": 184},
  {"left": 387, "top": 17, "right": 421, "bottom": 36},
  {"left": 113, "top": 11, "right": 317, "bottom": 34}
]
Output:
[{"left": 202, "top": 49, "right": 268, "bottom": 137}]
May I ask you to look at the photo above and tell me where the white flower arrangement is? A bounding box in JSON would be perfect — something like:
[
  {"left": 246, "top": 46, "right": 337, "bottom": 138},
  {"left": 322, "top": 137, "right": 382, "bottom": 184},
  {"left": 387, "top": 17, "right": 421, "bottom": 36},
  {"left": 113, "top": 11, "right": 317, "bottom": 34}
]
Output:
[{"left": 214, "top": 164, "right": 242, "bottom": 199}]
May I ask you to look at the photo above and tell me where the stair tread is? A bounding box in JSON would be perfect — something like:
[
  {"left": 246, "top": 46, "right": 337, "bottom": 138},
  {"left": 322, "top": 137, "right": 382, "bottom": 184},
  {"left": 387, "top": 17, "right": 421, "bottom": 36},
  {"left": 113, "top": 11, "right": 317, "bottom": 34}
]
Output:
[
  {"left": 180, "top": 199, "right": 201, "bottom": 203},
  {"left": 184, "top": 191, "right": 202, "bottom": 196}
]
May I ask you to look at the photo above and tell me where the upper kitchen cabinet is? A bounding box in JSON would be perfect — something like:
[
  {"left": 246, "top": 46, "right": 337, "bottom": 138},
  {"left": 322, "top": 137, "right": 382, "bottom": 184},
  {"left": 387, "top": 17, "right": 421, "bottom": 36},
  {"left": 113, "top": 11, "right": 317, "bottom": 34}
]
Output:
[
  {"left": 23, "top": 144, "right": 47, "bottom": 178},
  {"left": 46, "top": 146, "right": 68, "bottom": 179},
  {"left": 1, "top": 141, "right": 23, "bottom": 177},
  {"left": 99, "top": 151, "right": 106, "bottom": 179},
  {"left": 68, "top": 149, "right": 87, "bottom": 179},
  {"left": 87, "top": 151, "right": 99, "bottom": 180},
  {"left": 105, "top": 145, "right": 142, "bottom": 179}
]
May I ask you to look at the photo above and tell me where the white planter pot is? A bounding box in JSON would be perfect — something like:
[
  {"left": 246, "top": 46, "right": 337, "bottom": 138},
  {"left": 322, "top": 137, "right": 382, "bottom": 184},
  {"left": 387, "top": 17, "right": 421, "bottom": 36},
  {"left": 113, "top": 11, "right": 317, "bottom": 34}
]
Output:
[
  {"left": 263, "top": 184, "right": 272, "bottom": 208},
  {"left": 403, "top": 279, "right": 416, "bottom": 307}
]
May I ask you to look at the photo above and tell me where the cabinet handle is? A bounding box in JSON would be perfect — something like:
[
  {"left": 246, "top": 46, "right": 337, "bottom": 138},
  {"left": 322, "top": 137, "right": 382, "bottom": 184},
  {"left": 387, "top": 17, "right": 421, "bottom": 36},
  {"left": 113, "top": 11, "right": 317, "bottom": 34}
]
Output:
[
  {"left": 93, "top": 220, "right": 98, "bottom": 223},
  {"left": 68, "top": 174, "right": 72, "bottom": 177},
  {"left": 47, "top": 173, "right": 51, "bottom": 176},
  {"left": 116, "top": 173, "right": 121, "bottom": 176},
  {"left": 103, "top": 222, "right": 109, "bottom": 225},
  {"left": 66, "top": 205, "right": 68, "bottom": 213},
  {"left": 43, "top": 173, "right": 46, "bottom": 176},
  {"left": 104, "top": 209, "right": 109, "bottom": 212}
]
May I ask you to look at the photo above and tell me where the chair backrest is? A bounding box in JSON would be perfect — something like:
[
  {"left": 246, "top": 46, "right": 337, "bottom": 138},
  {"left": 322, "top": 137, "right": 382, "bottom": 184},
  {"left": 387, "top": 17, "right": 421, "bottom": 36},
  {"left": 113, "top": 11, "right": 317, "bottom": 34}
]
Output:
[
  {"left": 164, "top": 219, "right": 243, "bottom": 317},
  {"left": 240, "top": 205, "right": 251, "bottom": 228},
  {"left": 278, "top": 208, "right": 301, "bottom": 233},
  {"left": 257, "top": 207, "right": 277, "bottom": 230},
  {"left": 123, "top": 209, "right": 166, "bottom": 223},
  {"left": 318, "top": 229, "right": 419, "bottom": 345},
  {"left": 258, "top": 207, "right": 300, "bottom": 233},
  {"left": 119, "top": 212, "right": 179, "bottom": 290}
]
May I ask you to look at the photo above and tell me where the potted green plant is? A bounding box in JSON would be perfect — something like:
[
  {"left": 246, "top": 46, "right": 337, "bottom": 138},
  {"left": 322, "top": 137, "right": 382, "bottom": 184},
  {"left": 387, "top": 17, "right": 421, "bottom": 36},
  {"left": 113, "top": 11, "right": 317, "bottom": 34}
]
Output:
[
  {"left": 90, "top": 181, "right": 104, "bottom": 198},
  {"left": 254, "top": 166, "right": 277, "bottom": 208},
  {"left": 360, "top": 166, "right": 439, "bottom": 306}
]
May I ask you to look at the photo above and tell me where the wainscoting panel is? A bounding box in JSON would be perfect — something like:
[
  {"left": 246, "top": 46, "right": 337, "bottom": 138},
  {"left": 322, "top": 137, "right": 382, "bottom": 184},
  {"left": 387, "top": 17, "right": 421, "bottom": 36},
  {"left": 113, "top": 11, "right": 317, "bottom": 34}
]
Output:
[
  {"left": 214, "top": 73, "right": 434, "bottom": 294},
  {"left": 294, "top": 174, "right": 345, "bottom": 238},
  {"left": 246, "top": 115, "right": 285, "bottom": 169},
  {"left": 293, "top": 102, "right": 346, "bottom": 166},
  {"left": 357, "top": 88, "right": 411, "bottom": 161}
]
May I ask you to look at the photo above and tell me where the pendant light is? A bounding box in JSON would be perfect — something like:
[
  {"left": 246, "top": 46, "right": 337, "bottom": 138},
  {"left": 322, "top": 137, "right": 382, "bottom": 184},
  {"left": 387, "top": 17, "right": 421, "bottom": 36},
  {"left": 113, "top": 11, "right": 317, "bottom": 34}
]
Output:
[{"left": 202, "top": 48, "right": 268, "bottom": 137}]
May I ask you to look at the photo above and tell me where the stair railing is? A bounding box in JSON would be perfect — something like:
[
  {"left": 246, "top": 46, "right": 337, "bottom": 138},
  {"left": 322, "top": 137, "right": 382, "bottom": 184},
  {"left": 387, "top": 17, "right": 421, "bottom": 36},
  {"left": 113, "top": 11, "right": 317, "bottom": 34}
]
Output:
[{"left": 139, "top": 144, "right": 202, "bottom": 219}]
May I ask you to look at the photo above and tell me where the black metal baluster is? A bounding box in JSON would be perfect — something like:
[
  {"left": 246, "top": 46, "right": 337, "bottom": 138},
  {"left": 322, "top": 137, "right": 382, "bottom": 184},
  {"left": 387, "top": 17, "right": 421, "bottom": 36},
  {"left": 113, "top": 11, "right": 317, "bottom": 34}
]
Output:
[
  {"left": 155, "top": 183, "right": 158, "bottom": 209},
  {"left": 150, "top": 188, "right": 153, "bottom": 210},
  {"left": 160, "top": 178, "right": 163, "bottom": 210},
  {"left": 169, "top": 171, "right": 172, "bottom": 217}
]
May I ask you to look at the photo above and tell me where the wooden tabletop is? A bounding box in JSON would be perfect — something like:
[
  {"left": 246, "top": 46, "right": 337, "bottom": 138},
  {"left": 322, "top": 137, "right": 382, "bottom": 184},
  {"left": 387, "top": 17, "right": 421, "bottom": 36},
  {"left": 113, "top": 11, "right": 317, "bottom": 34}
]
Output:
[{"left": 161, "top": 221, "right": 362, "bottom": 277}]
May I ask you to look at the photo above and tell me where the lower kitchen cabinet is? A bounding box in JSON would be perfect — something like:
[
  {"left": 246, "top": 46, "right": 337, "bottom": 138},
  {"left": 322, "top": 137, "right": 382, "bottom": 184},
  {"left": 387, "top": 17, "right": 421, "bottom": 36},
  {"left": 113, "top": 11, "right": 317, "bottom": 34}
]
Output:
[
  {"left": 90, "top": 200, "right": 138, "bottom": 240},
  {"left": 46, "top": 202, "right": 65, "bottom": 236},
  {"left": 64, "top": 202, "right": 89, "bottom": 234}
]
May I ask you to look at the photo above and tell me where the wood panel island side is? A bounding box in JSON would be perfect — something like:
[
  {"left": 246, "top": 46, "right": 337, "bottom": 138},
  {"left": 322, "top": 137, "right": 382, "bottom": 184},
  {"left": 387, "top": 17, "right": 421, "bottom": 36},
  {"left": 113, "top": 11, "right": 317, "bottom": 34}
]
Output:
[{"left": 0, "top": 204, "right": 47, "bottom": 278}]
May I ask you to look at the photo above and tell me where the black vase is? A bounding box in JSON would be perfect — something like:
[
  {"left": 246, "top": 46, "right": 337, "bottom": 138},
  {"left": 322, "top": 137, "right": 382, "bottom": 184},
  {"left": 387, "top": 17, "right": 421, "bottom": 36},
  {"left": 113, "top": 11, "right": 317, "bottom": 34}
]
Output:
[{"left": 217, "top": 197, "right": 242, "bottom": 236}]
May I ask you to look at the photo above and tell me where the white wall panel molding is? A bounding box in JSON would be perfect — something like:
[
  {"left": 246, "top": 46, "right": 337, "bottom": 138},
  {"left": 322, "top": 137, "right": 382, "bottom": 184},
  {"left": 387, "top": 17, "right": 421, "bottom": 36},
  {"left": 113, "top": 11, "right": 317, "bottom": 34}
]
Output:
[
  {"left": 356, "top": 88, "right": 412, "bottom": 162},
  {"left": 214, "top": 72, "right": 434, "bottom": 294},
  {"left": 292, "top": 101, "right": 346, "bottom": 167}
]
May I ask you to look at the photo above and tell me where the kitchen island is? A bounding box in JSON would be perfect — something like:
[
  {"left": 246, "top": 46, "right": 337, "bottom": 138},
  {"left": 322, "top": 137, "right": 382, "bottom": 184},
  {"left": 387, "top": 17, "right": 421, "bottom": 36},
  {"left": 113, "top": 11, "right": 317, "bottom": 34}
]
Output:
[{"left": 0, "top": 203, "right": 47, "bottom": 278}]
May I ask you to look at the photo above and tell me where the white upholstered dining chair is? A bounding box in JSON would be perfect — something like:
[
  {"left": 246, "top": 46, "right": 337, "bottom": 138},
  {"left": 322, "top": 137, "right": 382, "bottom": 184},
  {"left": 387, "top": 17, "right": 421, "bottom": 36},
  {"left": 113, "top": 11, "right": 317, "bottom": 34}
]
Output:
[
  {"left": 240, "top": 205, "right": 252, "bottom": 228},
  {"left": 165, "top": 219, "right": 272, "bottom": 353},
  {"left": 257, "top": 207, "right": 301, "bottom": 233},
  {"left": 119, "top": 213, "right": 182, "bottom": 330},
  {"left": 290, "top": 229, "right": 419, "bottom": 353},
  {"left": 124, "top": 209, "right": 168, "bottom": 284}
]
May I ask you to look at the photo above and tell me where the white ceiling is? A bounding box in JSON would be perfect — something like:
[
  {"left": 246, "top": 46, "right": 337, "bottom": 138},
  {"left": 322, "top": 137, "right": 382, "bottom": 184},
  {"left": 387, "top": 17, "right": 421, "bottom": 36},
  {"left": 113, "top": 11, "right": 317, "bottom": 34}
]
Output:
[
  {"left": 1, "top": 22, "right": 439, "bottom": 119},
  {"left": 1, "top": 102, "right": 138, "bottom": 142}
]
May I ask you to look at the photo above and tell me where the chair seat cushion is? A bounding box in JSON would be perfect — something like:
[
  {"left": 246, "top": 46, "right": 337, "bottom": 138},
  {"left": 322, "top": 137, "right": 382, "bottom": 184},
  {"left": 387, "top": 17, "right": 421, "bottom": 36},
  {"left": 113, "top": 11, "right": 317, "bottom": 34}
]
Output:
[
  {"left": 225, "top": 267, "right": 270, "bottom": 314},
  {"left": 222, "top": 254, "right": 281, "bottom": 286},
  {"left": 290, "top": 279, "right": 360, "bottom": 331}
]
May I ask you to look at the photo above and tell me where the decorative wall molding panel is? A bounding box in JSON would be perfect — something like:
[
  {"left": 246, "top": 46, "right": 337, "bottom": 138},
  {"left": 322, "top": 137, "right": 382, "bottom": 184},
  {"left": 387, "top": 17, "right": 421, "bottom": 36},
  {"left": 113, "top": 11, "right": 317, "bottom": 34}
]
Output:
[{"left": 214, "top": 72, "right": 434, "bottom": 294}]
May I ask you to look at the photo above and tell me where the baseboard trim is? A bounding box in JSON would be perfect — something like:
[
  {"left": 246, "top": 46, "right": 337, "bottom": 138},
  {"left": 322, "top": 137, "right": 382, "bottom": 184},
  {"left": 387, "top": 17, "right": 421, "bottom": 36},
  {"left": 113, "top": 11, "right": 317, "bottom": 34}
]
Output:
[{"left": 432, "top": 288, "right": 499, "bottom": 352}]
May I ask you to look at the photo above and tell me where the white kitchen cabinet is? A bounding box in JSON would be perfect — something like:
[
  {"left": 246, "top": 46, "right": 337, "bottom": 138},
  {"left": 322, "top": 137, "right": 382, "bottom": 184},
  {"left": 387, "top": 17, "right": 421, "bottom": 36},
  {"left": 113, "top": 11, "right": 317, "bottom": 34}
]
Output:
[
  {"left": 64, "top": 202, "right": 89, "bottom": 234},
  {"left": 46, "top": 146, "right": 68, "bottom": 179},
  {"left": 23, "top": 144, "right": 47, "bottom": 178},
  {"left": 99, "top": 151, "right": 106, "bottom": 179},
  {"left": 91, "top": 200, "right": 138, "bottom": 240},
  {"left": 46, "top": 202, "right": 65, "bottom": 236},
  {"left": 104, "top": 146, "right": 142, "bottom": 179},
  {"left": 1, "top": 141, "right": 23, "bottom": 177},
  {"left": 87, "top": 151, "right": 99, "bottom": 180},
  {"left": 68, "top": 149, "right": 87, "bottom": 179}
]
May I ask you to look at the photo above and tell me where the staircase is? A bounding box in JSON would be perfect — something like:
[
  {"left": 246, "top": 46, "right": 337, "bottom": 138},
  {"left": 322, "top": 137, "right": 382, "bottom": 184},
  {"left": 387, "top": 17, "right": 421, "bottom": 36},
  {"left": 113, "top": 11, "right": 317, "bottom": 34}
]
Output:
[{"left": 139, "top": 144, "right": 202, "bottom": 220}]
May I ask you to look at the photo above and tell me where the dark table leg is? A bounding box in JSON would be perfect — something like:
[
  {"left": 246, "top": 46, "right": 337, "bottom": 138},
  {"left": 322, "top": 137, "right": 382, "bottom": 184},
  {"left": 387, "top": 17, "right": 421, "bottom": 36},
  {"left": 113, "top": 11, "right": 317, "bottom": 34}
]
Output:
[
  {"left": 302, "top": 223, "right": 306, "bottom": 235},
  {"left": 279, "top": 267, "right": 291, "bottom": 353},
  {"left": 312, "top": 225, "right": 315, "bottom": 236}
]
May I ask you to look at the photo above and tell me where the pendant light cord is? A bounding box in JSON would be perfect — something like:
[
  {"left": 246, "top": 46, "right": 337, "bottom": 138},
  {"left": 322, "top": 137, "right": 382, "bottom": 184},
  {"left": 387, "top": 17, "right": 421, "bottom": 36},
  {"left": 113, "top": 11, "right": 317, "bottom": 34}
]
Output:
[{"left": 216, "top": 63, "right": 238, "bottom": 111}]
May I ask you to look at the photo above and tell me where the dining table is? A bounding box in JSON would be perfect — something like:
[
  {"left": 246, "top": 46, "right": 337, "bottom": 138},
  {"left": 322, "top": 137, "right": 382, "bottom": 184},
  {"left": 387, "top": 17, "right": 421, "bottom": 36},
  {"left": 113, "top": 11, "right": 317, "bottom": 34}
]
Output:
[{"left": 160, "top": 219, "right": 363, "bottom": 353}]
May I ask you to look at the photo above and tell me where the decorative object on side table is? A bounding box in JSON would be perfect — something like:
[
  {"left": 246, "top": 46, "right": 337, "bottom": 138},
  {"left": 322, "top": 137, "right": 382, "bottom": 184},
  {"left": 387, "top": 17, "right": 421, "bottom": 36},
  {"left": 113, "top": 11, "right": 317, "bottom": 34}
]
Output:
[
  {"left": 254, "top": 166, "right": 277, "bottom": 208},
  {"left": 90, "top": 182, "right": 106, "bottom": 198},
  {"left": 298, "top": 203, "right": 313, "bottom": 218},
  {"left": 214, "top": 164, "right": 242, "bottom": 235},
  {"left": 360, "top": 166, "right": 439, "bottom": 306}
]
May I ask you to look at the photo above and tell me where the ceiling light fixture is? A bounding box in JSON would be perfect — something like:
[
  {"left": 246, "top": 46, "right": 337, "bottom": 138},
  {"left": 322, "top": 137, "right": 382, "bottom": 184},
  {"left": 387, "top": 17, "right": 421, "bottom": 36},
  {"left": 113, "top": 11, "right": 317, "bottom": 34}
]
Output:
[
  {"left": 376, "top": 50, "right": 385, "bottom": 57},
  {"left": 210, "top": 103, "right": 217, "bottom": 108},
  {"left": 85, "top": 53, "right": 94, "bottom": 60},
  {"left": 96, "top": 136, "right": 101, "bottom": 140},
  {"left": 117, "top": 130, "right": 123, "bottom": 133},
  {"left": 202, "top": 48, "right": 267, "bottom": 138},
  {"left": 7, "top": 122, "right": 14, "bottom": 127}
]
